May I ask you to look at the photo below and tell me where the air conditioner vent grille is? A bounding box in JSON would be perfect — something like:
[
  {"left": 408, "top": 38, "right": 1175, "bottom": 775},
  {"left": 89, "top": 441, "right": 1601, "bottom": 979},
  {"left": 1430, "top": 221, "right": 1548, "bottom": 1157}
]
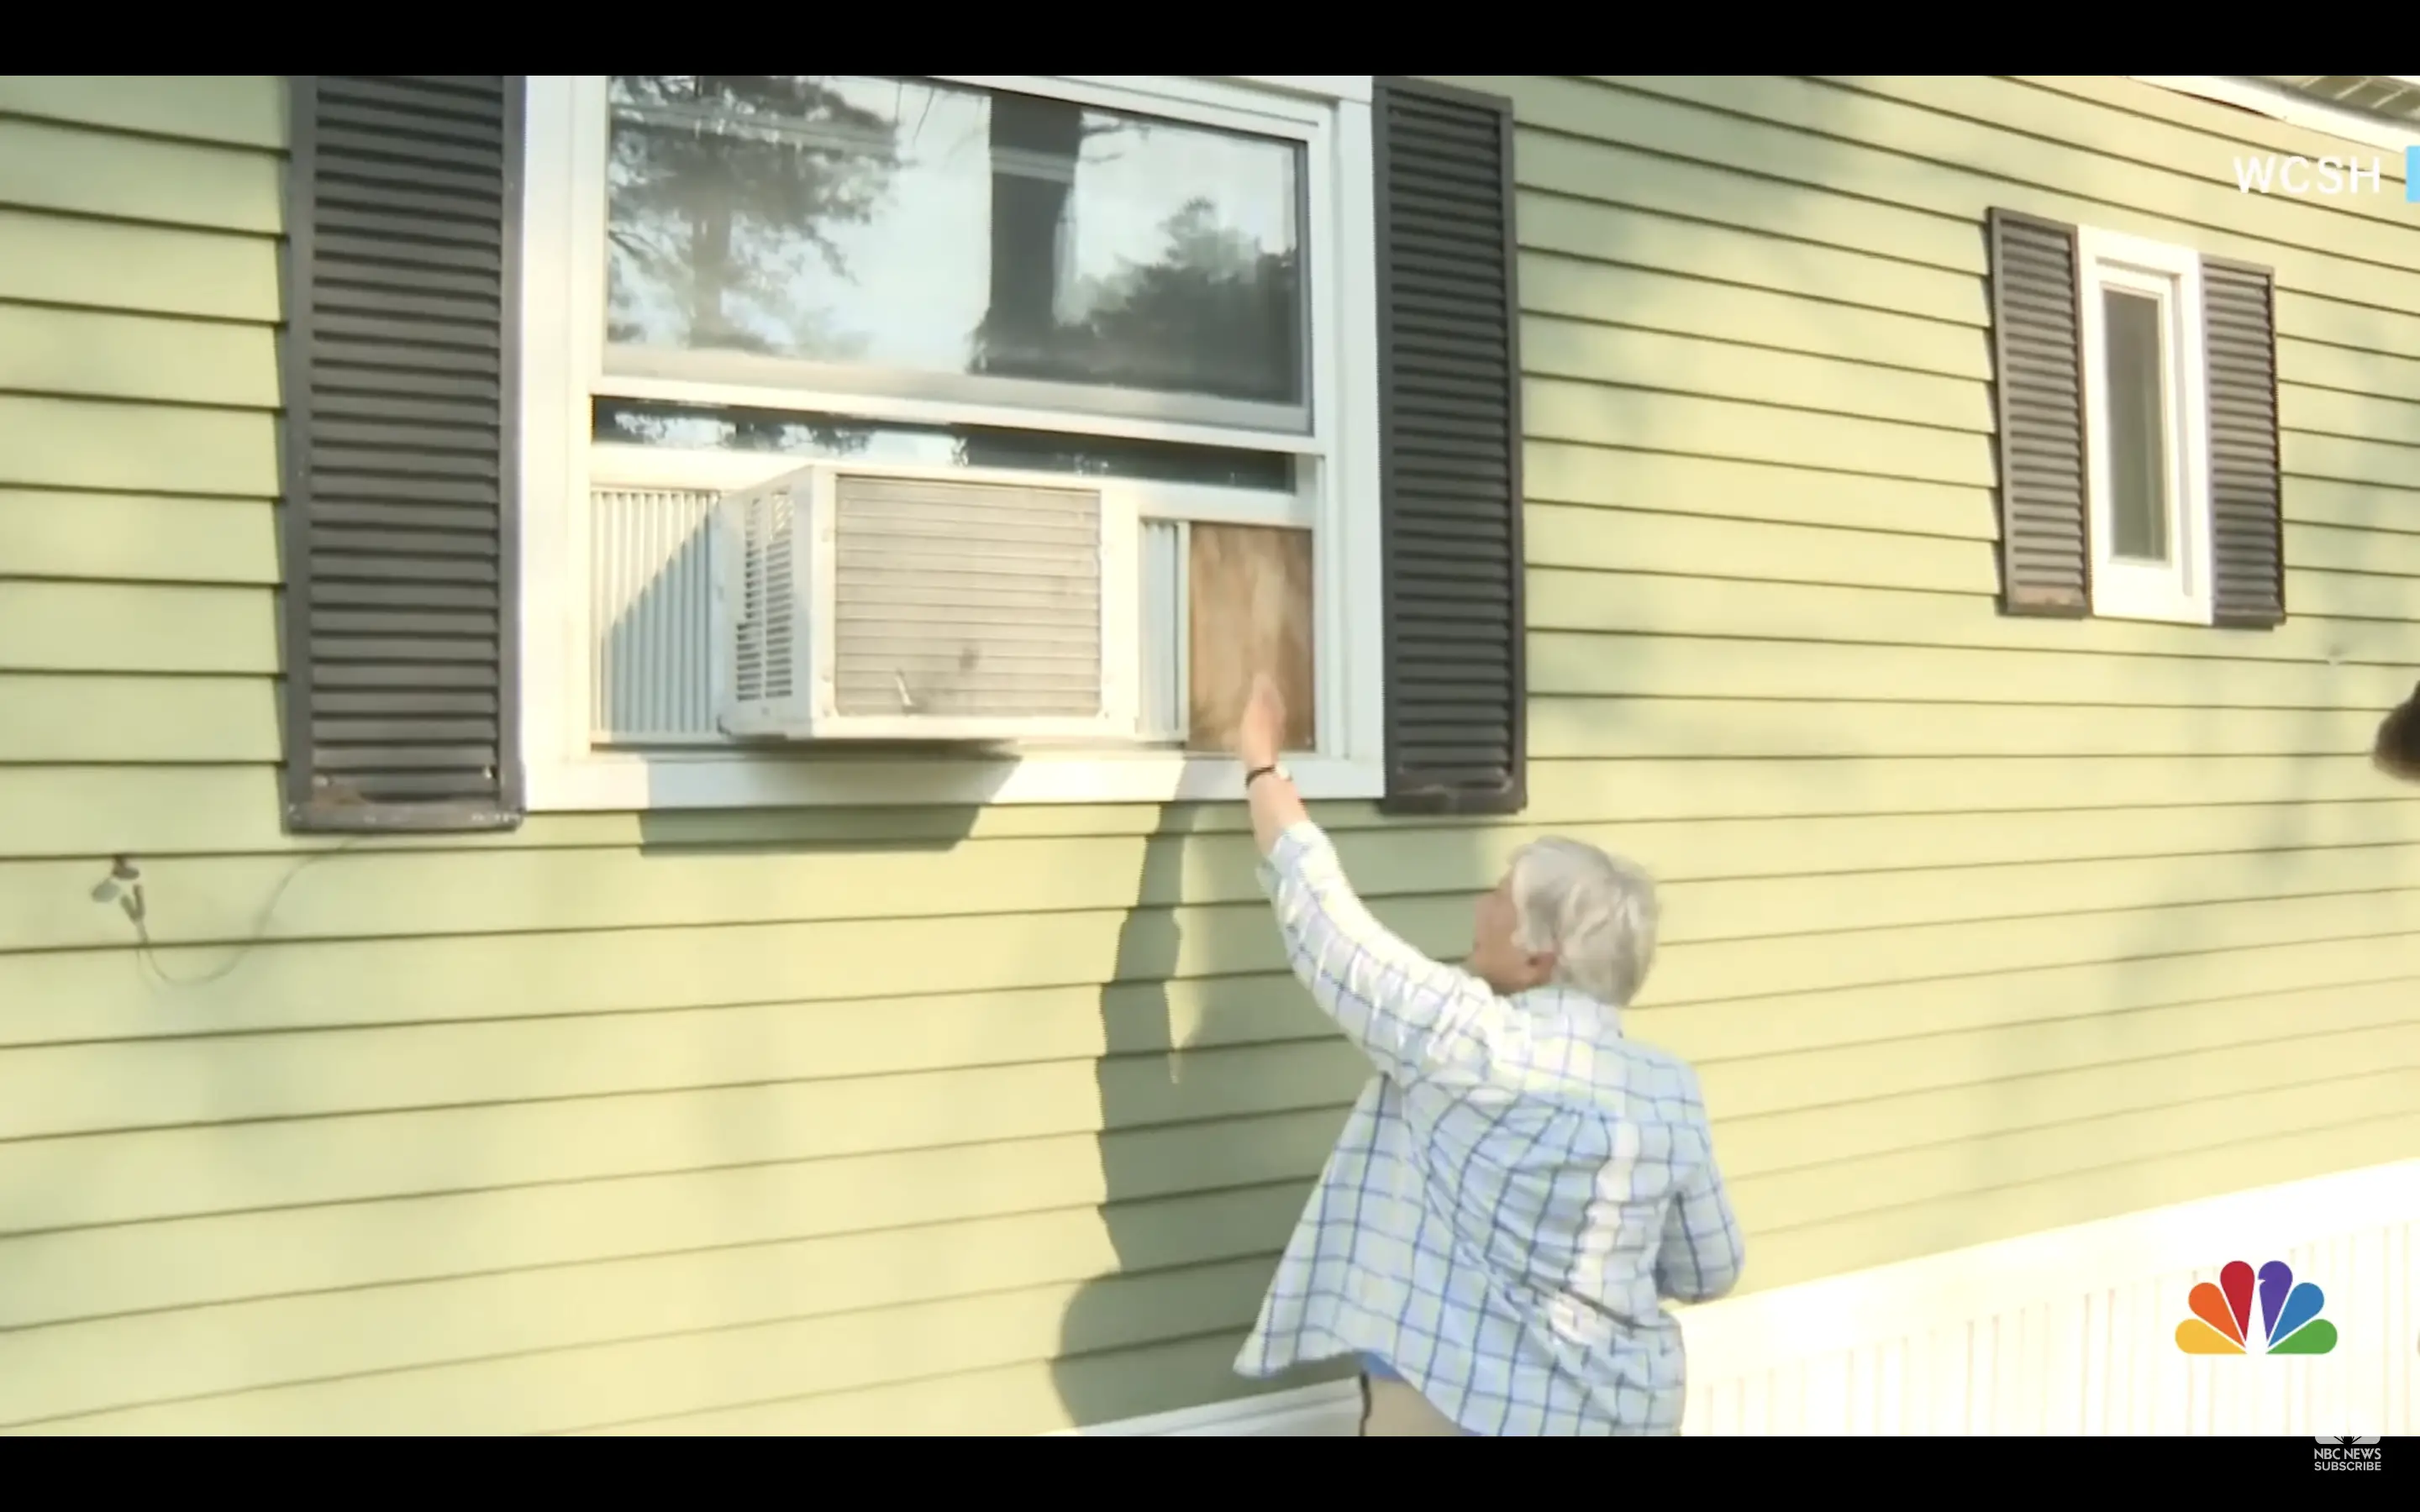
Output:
[
  {"left": 731, "top": 487, "right": 798, "bottom": 706},
  {"left": 831, "top": 475, "right": 1103, "bottom": 719}
]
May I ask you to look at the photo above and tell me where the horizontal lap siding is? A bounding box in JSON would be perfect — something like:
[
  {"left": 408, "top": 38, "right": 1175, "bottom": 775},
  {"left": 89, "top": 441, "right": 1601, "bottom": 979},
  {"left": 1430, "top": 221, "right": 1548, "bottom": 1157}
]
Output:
[
  {"left": 0, "top": 75, "right": 2415, "bottom": 1436},
  {"left": 1464, "top": 64, "right": 2420, "bottom": 1352}
]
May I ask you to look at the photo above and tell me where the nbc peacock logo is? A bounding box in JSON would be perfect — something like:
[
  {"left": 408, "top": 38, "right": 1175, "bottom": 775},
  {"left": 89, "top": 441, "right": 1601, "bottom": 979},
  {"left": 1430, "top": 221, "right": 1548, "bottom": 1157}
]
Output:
[{"left": 2175, "top": 1259, "right": 2338, "bottom": 1355}]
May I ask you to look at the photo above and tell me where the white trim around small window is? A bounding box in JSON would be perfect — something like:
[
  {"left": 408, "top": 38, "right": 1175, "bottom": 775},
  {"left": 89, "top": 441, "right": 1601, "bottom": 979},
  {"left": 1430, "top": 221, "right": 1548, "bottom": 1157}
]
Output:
[
  {"left": 513, "top": 73, "right": 1386, "bottom": 811},
  {"left": 2075, "top": 226, "right": 2216, "bottom": 627}
]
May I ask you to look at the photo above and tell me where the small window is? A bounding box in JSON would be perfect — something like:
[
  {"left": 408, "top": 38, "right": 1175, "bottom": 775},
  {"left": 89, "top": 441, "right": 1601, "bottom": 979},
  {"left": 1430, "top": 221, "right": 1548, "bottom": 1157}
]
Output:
[
  {"left": 1986, "top": 206, "right": 2281, "bottom": 631},
  {"left": 2075, "top": 228, "right": 2213, "bottom": 625}
]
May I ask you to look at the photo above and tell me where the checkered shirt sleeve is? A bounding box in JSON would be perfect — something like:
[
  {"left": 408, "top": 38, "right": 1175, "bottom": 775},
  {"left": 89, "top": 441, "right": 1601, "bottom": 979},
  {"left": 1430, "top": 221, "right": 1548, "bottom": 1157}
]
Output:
[{"left": 1256, "top": 821, "right": 1538, "bottom": 1097}]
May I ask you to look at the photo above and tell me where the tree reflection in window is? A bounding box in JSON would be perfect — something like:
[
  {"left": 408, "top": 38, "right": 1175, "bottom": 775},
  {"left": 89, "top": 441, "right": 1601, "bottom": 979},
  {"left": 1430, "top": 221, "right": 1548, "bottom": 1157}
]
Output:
[
  {"left": 606, "top": 74, "right": 900, "bottom": 365},
  {"left": 602, "top": 74, "right": 1307, "bottom": 432}
]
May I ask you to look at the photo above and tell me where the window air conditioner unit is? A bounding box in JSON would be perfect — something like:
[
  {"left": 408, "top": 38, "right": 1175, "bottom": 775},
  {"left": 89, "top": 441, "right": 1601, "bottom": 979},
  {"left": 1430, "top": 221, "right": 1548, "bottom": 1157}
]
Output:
[{"left": 712, "top": 462, "right": 1137, "bottom": 742}]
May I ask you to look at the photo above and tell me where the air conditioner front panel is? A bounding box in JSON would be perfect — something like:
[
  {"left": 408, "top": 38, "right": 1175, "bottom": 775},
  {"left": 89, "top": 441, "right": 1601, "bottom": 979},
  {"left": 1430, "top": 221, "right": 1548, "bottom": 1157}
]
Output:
[{"left": 829, "top": 475, "right": 1103, "bottom": 721}]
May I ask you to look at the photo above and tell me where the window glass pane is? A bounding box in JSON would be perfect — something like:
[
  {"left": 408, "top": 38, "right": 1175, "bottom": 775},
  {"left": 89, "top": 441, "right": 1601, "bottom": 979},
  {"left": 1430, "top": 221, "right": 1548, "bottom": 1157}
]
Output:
[
  {"left": 604, "top": 76, "right": 1307, "bottom": 411},
  {"left": 2102, "top": 286, "right": 2170, "bottom": 563},
  {"left": 593, "top": 399, "right": 1295, "bottom": 491}
]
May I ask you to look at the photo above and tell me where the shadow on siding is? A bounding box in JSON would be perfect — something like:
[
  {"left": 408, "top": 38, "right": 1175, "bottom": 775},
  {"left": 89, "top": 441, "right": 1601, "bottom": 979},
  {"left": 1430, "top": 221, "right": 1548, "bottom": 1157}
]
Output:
[
  {"left": 1974, "top": 318, "right": 2420, "bottom": 1235},
  {"left": 1051, "top": 801, "right": 1499, "bottom": 1431}
]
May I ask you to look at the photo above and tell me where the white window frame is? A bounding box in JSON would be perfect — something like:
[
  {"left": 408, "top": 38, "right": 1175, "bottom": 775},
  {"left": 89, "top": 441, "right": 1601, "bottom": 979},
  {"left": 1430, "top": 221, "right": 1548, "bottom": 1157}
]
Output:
[
  {"left": 2075, "top": 225, "right": 2215, "bottom": 627},
  {"left": 514, "top": 73, "right": 1386, "bottom": 811}
]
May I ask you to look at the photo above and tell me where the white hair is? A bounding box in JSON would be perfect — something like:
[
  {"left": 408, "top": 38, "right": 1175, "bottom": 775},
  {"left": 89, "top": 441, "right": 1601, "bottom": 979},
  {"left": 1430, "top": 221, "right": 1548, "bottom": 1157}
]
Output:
[{"left": 1507, "top": 837, "right": 1660, "bottom": 1007}]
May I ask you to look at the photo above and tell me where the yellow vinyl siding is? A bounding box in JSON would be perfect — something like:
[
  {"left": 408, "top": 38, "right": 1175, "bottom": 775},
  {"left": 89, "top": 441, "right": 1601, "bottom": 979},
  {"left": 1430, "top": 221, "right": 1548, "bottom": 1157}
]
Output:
[{"left": 0, "top": 73, "right": 2412, "bottom": 1436}]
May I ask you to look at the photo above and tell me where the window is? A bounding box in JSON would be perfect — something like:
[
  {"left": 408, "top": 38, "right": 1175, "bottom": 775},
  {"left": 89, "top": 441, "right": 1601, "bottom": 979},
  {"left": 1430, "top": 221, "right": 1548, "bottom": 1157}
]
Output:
[
  {"left": 514, "top": 74, "right": 1378, "bottom": 810},
  {"left": 2075, "top": 228, "right": 2213, "bottom": 625},
  {"left": 273, "top": 76, "right": 1529, "bottom": 832},
  {"left": 1984, "top": 207, "right": 2284, "bottom": 631}
]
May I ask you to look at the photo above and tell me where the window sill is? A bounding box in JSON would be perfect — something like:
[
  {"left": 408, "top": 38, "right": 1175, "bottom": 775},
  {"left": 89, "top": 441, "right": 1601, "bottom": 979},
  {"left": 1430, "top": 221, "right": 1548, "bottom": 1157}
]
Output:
[
  {"left": 524, "top": 747, "right": 1388, "bottom": 812},
  {"left": 2087, "top": 594, "right": 2217, "bottom": 627}
]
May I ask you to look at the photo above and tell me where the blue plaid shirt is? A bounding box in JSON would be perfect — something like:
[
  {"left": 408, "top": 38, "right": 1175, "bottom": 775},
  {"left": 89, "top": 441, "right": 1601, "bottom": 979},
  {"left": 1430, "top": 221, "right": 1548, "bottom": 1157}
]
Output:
[{"left": 1235, "top": 822, "right": 1747, "bottom": 1435}]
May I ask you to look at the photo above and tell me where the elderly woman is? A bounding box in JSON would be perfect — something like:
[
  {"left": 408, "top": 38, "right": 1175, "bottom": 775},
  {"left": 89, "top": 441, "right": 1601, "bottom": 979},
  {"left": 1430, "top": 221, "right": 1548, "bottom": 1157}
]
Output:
[{"left": 1226, "top": 675, "right": 1744, "bottom": 1436}]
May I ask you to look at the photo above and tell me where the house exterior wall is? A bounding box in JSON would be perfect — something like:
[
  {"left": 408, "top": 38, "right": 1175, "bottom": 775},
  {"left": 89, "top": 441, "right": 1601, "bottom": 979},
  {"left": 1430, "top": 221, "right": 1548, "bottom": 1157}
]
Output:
[{"left": 0, "top": 74, "right": 2412, "bottom": 1435}]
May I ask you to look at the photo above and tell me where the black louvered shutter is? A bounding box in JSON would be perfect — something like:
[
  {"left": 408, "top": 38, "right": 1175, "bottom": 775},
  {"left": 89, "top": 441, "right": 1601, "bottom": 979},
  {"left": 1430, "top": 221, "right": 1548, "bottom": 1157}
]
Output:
[
  {"left": 2202, "top": 257, "right": 2286, "bottom": 629},
  {"left": 277, "top": 76, "right": 524, "bottom": 832},
  {"left": 1985, "top": 207, "right": 2091, "bottom": 617},
  {"left": 1372, "top": 77, "right": 1528, "bottom": 816}
]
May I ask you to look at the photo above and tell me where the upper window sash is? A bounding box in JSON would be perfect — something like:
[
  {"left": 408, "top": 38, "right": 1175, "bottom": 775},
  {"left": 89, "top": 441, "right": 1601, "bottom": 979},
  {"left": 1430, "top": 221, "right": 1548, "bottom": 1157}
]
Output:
[{"left": 561, "top": 73, "right": 1343, "bottom": 453}]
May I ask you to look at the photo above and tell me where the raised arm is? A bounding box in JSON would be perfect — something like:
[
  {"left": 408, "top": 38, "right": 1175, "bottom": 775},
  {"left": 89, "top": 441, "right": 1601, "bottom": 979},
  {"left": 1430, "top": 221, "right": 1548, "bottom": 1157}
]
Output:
[
  {"left": 1236, "top": 675, "right": 1525, "bottom": 1091},
  {"left": 1255, "top": 821, "right": 1518, "bottom": 1089}
]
